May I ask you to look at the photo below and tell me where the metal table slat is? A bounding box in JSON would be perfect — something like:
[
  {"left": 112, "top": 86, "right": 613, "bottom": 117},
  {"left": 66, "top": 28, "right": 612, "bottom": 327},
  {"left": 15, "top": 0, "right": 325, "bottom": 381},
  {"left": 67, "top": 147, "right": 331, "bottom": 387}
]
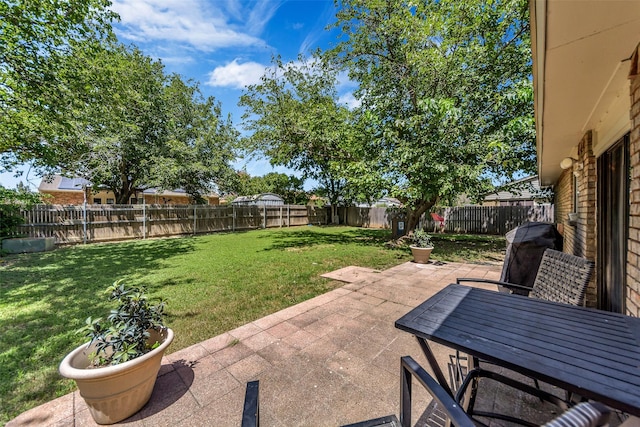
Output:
[
  {"left": 407, "top": 310, "right": 640, "bottom": 400},
  {"left": 395, "top": 284, "right": 640, "bottom": 416},
  {"left": 440, "top": 299, "right": 640, "bottom": 370}
]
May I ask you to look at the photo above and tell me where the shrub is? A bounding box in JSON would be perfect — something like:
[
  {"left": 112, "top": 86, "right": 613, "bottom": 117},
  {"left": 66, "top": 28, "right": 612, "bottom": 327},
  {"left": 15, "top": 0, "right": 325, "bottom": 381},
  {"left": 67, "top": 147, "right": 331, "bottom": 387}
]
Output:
[
  {"left": 412, "top": 229, "right": 433, "bottom": 248},
  {"left": 0, "top": 186, "right": 41, "bottom": 240},
  {"left": 78, "top": 280, "right": 167, "bottom": 366}
]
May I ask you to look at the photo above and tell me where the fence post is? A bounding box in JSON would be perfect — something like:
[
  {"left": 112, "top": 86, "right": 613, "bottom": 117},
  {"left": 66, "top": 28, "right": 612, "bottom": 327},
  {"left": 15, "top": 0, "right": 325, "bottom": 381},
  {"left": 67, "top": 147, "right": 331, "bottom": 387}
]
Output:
[
  {"left": 263, "top": 205, "right": 266, "bottom": 228},
  {"left": 142, "top": 201, "right": 146, "bottom": 239},
  {"left": 233, "top": 205, "right": 236, "bottom": 232},
  {"left": 82, "top": 202, "right": 87, "bottom": 244},
  {"left": 280, "top": 206, "right": 283, "bottom": 228},
  {"left": 193, "top": 205, "right": 197, "bottom": 235},
  {"left": 287, "top": 205, "right": 290, "bottom": 227}
]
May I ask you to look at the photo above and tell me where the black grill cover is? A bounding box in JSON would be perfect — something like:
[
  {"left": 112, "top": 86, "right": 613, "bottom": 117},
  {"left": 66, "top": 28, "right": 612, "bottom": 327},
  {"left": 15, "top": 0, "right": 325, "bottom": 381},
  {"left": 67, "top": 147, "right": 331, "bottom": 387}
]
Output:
[{"left": 500, "top": 222, "right": 563, "bottom": 294}]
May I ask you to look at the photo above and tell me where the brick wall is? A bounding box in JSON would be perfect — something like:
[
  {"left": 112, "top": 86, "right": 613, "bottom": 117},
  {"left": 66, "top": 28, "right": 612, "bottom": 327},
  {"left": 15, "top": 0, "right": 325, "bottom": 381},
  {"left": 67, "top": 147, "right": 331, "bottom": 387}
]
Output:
[
  {"left": 40, "top": 191, "right": 85, "bottom": 205},
  {"left": 553, "top": 131, "right": 598, "bottom": 307},
  {"left": 39, "top": 190, "right": 220, "bottom": 206},
  {"left": 142, "top": 194, "right": 190, "bottom": 205},
  {"left": 628, "top": 70, "right": 640, "bottom": 316},
  {"left": 554, "top": 169, "right": 573, "bottom": 248},
  {"left": 578, "top": 133, "right": 598, "bottom": 262}
]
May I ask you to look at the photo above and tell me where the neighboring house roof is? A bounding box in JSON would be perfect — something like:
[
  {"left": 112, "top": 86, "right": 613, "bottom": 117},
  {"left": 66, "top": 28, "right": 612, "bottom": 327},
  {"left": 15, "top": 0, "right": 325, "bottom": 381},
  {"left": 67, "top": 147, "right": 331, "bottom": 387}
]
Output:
[
  {"left": 39, "top": 175, "right": 92, "bottom": 192},
  {"left": 377, "top": 197, "right": 402, "bottom": 207},
  {"left": 483, "top": 176, "right": 543, "bottom": 203},
  {"left": 38, "top": 175, "right": 218, "bottom": 198},
  {"left": 355, "top": 196, "right": 403, "bottom": 207}
]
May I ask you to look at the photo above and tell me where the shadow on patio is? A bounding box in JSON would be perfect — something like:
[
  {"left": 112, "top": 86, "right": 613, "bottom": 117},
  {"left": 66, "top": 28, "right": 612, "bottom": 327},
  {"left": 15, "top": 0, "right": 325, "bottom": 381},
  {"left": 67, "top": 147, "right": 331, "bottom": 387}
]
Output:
[{"left": 10, "top": 261, "right": 609, "bottom": 427}]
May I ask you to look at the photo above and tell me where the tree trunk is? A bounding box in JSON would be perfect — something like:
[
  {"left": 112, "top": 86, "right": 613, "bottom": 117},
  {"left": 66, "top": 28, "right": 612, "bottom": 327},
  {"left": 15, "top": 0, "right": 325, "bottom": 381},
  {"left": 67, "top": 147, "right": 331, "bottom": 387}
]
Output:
[
  {"left": 405, "top": 196, "right": 438, "bottom": 233},
  {"left": 331, "top": 205, "right": 339, "bottom": 224}
]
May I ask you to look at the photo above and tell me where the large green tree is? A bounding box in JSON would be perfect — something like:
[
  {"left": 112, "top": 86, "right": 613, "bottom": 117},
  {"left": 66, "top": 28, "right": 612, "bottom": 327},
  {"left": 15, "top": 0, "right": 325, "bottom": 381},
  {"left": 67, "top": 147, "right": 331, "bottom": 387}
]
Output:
[
  {"left": 331, "top": 0, "right": 535, "bottom": 231},
  {"left": 152, "top": 75, "right": 238, "bottom": 203},
  {"left": 59, "top": 44, "right": 237, "bottom": 204},
  {"left": 239, "top": 55, "right": 358, "bottom": 220},
  {"left": 0, "top": 0, "right": 117, "bottom": 171},
  {"left": 61, "top": 43, "right": 166, "bottom": 204}
]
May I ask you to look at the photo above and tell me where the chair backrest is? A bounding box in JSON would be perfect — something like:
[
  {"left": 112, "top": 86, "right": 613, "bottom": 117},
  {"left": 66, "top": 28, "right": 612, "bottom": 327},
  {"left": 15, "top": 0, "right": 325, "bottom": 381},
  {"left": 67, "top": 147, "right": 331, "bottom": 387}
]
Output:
[
  {"left": 530, "top": 249, "right": 595, "bottom": 306},
  {"left": 430, "top": 212, "right": 444, "bottom": 222}
]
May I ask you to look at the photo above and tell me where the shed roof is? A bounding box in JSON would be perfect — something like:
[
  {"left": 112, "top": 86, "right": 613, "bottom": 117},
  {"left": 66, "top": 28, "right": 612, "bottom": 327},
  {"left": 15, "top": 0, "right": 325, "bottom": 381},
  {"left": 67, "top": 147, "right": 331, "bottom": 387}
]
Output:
[
  {"left": 231, "top": 193, "right": 284, "bottom": 204},
  {"left": 483, "top": 176, "right": 542, "bottom": 202}
]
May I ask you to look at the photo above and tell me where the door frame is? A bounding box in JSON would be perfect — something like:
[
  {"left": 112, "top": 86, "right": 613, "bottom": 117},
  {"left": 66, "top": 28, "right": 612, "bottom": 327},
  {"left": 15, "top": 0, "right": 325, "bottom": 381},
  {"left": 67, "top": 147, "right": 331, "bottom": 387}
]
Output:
[{"left": 596, "top": 133, "right": 630, "bottom": 313}]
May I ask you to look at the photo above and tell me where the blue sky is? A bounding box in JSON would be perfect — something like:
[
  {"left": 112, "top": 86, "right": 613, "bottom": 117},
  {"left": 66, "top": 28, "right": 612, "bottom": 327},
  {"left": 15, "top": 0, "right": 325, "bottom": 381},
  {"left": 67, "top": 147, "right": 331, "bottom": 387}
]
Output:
[{"left": 1, "top": 0, "right": 356, "bottom": 191}]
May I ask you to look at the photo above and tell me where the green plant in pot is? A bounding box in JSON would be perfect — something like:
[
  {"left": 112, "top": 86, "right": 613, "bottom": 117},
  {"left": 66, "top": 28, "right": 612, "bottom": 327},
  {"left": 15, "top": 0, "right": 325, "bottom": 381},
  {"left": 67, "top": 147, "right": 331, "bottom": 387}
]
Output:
[
  {"left": 410, "top": 229, "right": 434, "bottom": 264},
  {"left": 59, "top": 280, "right": 174, "bottom": 425}
]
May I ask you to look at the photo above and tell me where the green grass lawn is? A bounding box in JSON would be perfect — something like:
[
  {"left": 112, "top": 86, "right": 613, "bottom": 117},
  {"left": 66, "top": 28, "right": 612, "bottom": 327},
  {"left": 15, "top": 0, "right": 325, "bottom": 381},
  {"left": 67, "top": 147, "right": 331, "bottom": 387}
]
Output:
[{"left": 0, "top": 226, "right": 505, "bottom": 423}]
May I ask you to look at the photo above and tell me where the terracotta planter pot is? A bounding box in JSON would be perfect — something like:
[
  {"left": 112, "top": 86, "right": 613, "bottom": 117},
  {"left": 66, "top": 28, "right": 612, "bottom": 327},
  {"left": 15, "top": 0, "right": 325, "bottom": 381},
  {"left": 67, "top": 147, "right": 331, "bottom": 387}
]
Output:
[
  {"left": 59, "top": 328, "right": 173, "bottom": 425},
  {"left": 410, "top": 246, "right": 433, "bottom": 264}
]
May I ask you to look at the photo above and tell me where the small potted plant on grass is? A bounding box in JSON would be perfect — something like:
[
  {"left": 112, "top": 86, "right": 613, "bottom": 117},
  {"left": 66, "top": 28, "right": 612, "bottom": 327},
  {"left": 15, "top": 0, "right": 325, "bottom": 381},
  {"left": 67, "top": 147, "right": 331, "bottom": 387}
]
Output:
[
  {"left": 59, "top": 280, "right": 173, "bottom": 425},
  {"left": 410, "top": 229, "right": 434, "bottom": 264}
]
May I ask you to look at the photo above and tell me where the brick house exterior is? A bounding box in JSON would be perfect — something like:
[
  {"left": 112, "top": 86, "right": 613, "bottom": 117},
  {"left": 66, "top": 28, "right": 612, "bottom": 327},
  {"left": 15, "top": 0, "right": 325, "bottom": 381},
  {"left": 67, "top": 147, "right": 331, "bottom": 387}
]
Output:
[
  {"left": 629, "top": 68, "right": 640, "bottom": 314},
  {"left": 38, "top": 175, "right": 220, "bottom": 206},
  {"left": 552, "top": 131, "right": 598, "bottom": 306},
  {"left": 531, "top": 0, "right": 640, "bottom": 313}
]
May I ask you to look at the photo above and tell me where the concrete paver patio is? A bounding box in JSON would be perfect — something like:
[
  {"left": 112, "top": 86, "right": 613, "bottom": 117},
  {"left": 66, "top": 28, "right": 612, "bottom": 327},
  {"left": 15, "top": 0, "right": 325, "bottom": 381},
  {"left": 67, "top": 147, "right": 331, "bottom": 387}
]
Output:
[{"left": 9, "top": 260, "right": 568, "bottom": 427}]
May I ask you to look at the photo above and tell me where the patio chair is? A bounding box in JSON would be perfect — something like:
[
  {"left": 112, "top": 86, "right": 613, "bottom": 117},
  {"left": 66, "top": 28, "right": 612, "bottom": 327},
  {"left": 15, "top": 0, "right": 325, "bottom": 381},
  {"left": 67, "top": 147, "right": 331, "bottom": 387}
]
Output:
[
  {"left": 456, "top": 248, "right": 595, "bottom": 306},
  {"left": 341, "top": 356, "right": 610, "bottom": 427},
  {"left": 430, "top": 212, "right": 445, "bottom": 233}
]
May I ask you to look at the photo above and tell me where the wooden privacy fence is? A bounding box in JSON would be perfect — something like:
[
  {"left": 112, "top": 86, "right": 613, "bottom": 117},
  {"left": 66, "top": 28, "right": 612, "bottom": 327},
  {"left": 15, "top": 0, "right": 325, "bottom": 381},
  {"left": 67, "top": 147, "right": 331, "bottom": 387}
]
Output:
[
  {"left": 421, "top": 205, "right": 555, "bottom": 235},
  {"left": 338, "top": 204, "right": 554, "bottom": 235},
  {"left": 9, "top": 204, "right": 328, "bottom": 244},
  {"left": 6, "top": 203, "right": 553, "bottom": 245},
  {"left": 337, "top": 206, "right": 394, "bottom": 229}
]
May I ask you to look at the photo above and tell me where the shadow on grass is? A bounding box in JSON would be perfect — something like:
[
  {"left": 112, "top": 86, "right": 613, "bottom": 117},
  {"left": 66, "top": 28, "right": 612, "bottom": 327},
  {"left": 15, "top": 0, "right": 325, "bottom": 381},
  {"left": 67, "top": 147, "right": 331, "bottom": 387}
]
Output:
[
  {"left": 430, "top": 233, "right": 506, "bottom": 263},
  {"left": 0, "top": 237, "right": 196, "bottom": 424},
  {"left": 260, "top": 227, "right": 395, "bottom": 251}
]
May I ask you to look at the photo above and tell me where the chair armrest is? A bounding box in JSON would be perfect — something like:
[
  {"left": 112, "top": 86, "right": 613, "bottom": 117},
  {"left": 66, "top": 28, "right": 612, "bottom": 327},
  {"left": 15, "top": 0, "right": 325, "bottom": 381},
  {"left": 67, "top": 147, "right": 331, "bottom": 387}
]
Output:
[
  {"left": 456, "top": 278, "right": 532, "bottom": 294},
  {"left": 457, "top": 277, "right": 507, "bottom": 286},
  {"left": 401, "top": 356, "right": 476, "bottom": 427}
]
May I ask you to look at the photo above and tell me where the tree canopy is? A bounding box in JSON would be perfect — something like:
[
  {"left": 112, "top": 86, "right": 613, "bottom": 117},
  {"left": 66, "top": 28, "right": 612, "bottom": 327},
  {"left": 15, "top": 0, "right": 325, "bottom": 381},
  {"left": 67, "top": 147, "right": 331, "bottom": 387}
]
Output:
[
  {"left": 0, "top": 0, "right": 117, "bottom": 172},
  {"left": 330, "top": 0, "right": 535, "bottom": 231},
  {"left": 57, "top": 43, "right": 237, "bottom": 204},
  {"left": 239, "top": 55, "right": 358, "bottom": 218}
]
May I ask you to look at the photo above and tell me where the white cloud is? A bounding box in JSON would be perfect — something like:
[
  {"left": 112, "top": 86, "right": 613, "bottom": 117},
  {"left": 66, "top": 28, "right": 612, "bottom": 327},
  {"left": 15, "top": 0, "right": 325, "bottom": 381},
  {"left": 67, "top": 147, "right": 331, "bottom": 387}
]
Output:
[
  {"left": 159, "top": 55, "right": 196, "bottom": 65},
  {"left": 207, "top": 60, "right": 270, "bottom": 89},
  {"left": 298, "top": 3, "right": 335, "bottom": 55},
  {"left": 336, "top": 70, "right": 358, "bottom": 90},
  {"left": 111, "top": 0, "right": 270, "bottom": 51},
  {"left": 245, "top": 0, "right": 286, "bottom": 36},
  {"left": 339, "top": 92, "right": 361, "bottom": 109}
]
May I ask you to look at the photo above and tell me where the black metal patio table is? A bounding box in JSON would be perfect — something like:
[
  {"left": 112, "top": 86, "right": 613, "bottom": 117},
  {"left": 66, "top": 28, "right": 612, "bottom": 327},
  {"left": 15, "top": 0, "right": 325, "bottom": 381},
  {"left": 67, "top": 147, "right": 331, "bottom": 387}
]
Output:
[{"left": 395, "top": 283, "right": 640, "bottom": 417}]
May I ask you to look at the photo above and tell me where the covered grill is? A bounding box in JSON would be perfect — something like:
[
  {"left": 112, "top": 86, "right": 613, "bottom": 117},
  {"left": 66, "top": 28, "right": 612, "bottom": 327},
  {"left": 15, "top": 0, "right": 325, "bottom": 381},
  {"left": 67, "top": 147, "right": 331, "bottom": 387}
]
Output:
[{"left": 500, "top": 222, "right": 563, "bottom": 294}]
